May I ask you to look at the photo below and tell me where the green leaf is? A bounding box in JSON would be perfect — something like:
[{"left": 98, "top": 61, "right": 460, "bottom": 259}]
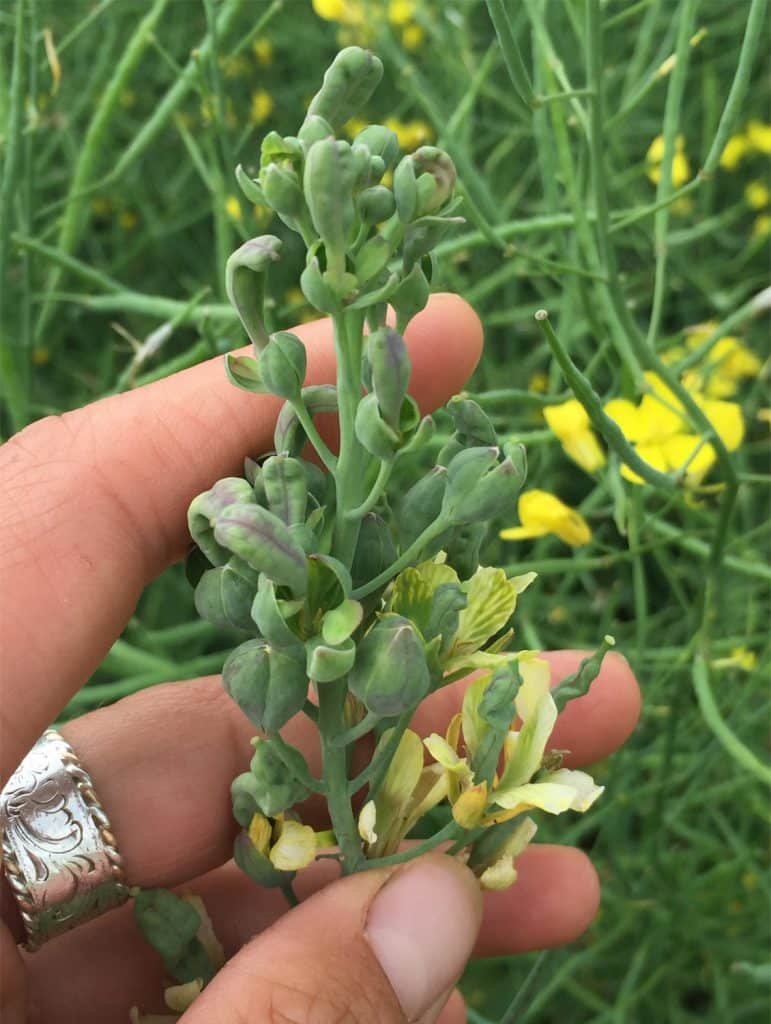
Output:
[{"left": 322, "top": 598, "right": 364, "bottom": 645}]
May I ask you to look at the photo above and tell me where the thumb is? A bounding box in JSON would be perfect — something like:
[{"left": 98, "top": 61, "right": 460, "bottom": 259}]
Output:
[{"left": 182, "top": 853, "right": 482, "bottom": 1024}]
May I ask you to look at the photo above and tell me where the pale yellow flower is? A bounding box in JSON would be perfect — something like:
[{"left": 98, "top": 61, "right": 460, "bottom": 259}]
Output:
[
  {"left": 543, "top": 399, "right": 606, "bottom": 473},
  {"left": 719, "top": 133, "right": 748, "bottom": 171},
  {"left": 225, "top": 195, "right": 242, "bottom": 222},
  {"left": 500, "top": 490, "right": 592, "bottom": 547},
  {"left": 745, "top": 120, "right": 771, "bottom": 155},
  {"left": 528, "top": 371, "right": 549, "bottom": 393},
  {"left": 252, "top": 37, "right": 273, "bottom": 66},
  {"left": 402, "top": 23, "right": 425, "bottom": 50}
]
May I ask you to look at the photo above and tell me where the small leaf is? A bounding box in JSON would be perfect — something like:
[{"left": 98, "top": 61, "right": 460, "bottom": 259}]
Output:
[{"left": 322, "top": 598, "right": 364, "bottom": 645}]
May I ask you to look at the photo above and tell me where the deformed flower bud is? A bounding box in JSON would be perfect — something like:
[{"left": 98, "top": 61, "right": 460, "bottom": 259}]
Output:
[
  {"left": 303, "top": 138, "right": 356, "bottom": 279},
  {"left": 353, "top": 124, "right": 400, "bottom": 170},
  {"left": 412, "top": 146, "right": 457, "bottom": 215},
  {"left": 193, "top": 565, "right": 255, "bottom": 632},
  {"left": 258, "top": 331, "right": 307, "bottom": 399},
  {"left": 245, "top": 739, "right": 310, "bottom": 817},
  {"left": 261, "top": 454, "right": 308, "bottom": 525},
  {"left": 357, "top": 185, "right": 397, "bottom": 225},
  {"left": 399, "top": 466, "right": 448, "bottom": 547},
  {"left": 223, "top": 639, "right": 308, "bottom": 733},
  {"left": 214, "top": 503, "right": 308, "bottom": 596},
  {"left": 225, "top": 236, "right": 282, "bottom": 352},
  {"left": 304, "top": 46, "right": 384, "bottom": 131},
  {"left": 369, "top": 327, "right": 411, "bottom": 431},
  {"left": 348, "top": 613, "right": 430, "bottom": 715},
  {"left": 442, "top": 445, "right": 526, "bottom": 525}
]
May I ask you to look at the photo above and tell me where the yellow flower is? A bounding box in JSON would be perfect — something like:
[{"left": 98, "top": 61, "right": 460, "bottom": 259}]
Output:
[
  {"left": 250, "top": 88, "right": 274, "bottom": 125},
  {"left": 543, "top": 399, "right": 606, "bottom": 473},
  {"left": 91, "top": 196, "right": 112, "bottom": 217},
  {"left": 500, "top": 490, "right": 592, "bottom": 547},
  {"left": 118, "top": 210, "right": 138, "bottom": 230},
  {"left": 682, "top": 324, "right": 762, "bottom": 397},
  {"left": 528, "top": 371, "right": 549, "bottom": 393},
  {"left": 252, "top": 37, "right": 273, "bottom": 66},
  {"left": 384, "top": 116, "right": 433, "bottom": 151},
  {"left": 225, "top": 195, "right": 242, "bottom": 221},
  {"left": 388, "top": 0, "right": 415, "bottom": 25},
  {"left": 753, "top": 214, "right": 771, "bottom": 237},
  {"left": 402, "top": 23, "right": 425, "bottom": 50},
  {"left": 745, "top": 181, "right": 770, "bottom": 209},
  {"left": 32, "top": 347, "right": 50, "bottom": 366},
  {"left": 220, "top": 54, "right": 250, "bottom": 78},
  {"left": 248, "top": 811, "right": 317, "bottom": 871},
  {"left": 646, "top": 133, "right": 686, "bottom": 164},
  {"left": 312, "top": 0, "right": 365, "bottom": 24},
  {"left": 646, "top": 135, "right": 691, "bottom": 187},
  {"left": 604, "top": 374, "right": 745, "bottom": 485},
  {"left": 719, "top": 133, "right": 749, "bottom": 170},
  {"left": 712, "top": 647, "right": 757, "bottom": 672},
  {"left": 745, "top": 120, "right": 771, "bottom": 155},
  {"left": 345, "top": 115, "right": 369, "bottom": 139}
]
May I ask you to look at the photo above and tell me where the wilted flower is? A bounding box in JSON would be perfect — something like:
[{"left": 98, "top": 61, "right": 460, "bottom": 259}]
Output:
[
  {"left": 500, "top": 490, "right": 592, "bottom": 548},
  {"left": 543, "top": 399, "right": 606, "bottom": 473}
]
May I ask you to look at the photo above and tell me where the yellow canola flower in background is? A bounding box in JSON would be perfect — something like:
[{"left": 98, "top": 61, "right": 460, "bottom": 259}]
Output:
[
  {"left": 225, "top": 195, "right": 242, "bottom": 222},
  {"left": 744, "top": 181, "right": 770, "bottom": 209},
  {"left": 384, "top": 116, "right": 434, "bottom": 151},
  {"left": 252, "top": 37, "right": 273, "bottom": 66},
  {"left": 753, "top": 214, "right": 771, "bottom": 237},
  {"left": 604, "top": 373, "right": 744, "bottom": 486},
  {"left": 646, "top": 134, "right": 691, "bottom": 187},
  {"left": 543, "top": 399, "right": 606, "bottom": 473},
  {"left": 681, "top": 323, "right": 763, "bottom": 398},
  {"left": 719, "top": 133, "right": 748, "bottom": 171},
  {"left": 500, "top": 490, "right": 592, "bottom": 548},
  {"left": 312, "top": 0, "right": 364, "bottom": 22},
  {"left": 388, "top": 0, "right": 415, "bottom": 24},
  {"left": 745, "top": 120, "right": 771, "bottom": 154},
  {"left": 402, "top": 23, "right": 425, "bottom": 49},
  {"left": 250, "top": 88, "right": 274, "bottom": 125}
]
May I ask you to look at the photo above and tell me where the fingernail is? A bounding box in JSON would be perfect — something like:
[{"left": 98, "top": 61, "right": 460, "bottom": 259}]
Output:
[{"left": 365, "top": 855, "right": 481, "bottom": 1021}]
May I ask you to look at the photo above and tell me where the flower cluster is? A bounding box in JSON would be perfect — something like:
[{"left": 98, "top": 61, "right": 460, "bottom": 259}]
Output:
[{"left": 312, "top": 0, "right": 426, "bottom": 51}]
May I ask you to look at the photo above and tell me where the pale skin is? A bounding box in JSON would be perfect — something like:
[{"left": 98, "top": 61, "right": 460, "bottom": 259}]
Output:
[{"left": 0, "top": 294, "right": 641, "bottom": 1023}]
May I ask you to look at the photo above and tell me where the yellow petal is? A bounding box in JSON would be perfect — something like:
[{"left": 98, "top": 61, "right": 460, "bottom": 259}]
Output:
[
  {"left": 164, "top": 980, "right": 203, "bottom": 1013},
  {"left": 358, "top": 800, "right": 378, "bottom": 844},
  {"left": 697, "top": 397, "right": 745, "bottom": 450},
  {"left": 424, "top": 733, "right": 472, "bottom": 777},
  {"left": 660, "top": 434, "right": 716, "bottom": 484},
  {"left": 452, "top": 782, "right": 488, "bottom": 828},
  {"left": 620, "top": 442, "right": 670, "bottom": 484},
  {"left": 561, "top": 430, "right": 606, "bottom": 472},
  {"left": 269, "top": 820, "right": 317, "bottom": 871},
  {"left": 719, "top": 133, "right": 748, "bottom": 170},
  {"left": 499, "top": 524, "right": 546, "bottom": 541},
  {"left": 479, "top": 857, "right": 518, "bottom": 891},
  {"left": 604, "top": 398, "right": 648, "bottom": 442},
  {"left": 543, "top": 398, "right": 590, "bottom": 438},
  {"left": 746, "top": 120, "right": 771, "bottom": 155},
  {"left": 514, "top": 490, "right": 591, "bottom": 547},
  {"left": 541, "top": 769, "right": 604, "bottom": 811},
  {"left": 248, "top": 811, "right": 272, "bottom": 856},
  {"left": 745, "top": 181, "right": 770, "bottom": 210},
  {"left": 497, "top": 669, "right": 557, "bottom": 791},
  {"left": 492, "top": 780, "right": 580, "bottom": 813}
]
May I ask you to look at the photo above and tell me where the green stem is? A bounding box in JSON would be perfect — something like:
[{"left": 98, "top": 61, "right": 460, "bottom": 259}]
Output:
[
  {"left": 344, "top": 460, "right": 392, "bottom": 520},
  {"left": 364, "top": 821, "right": 462, "bottom": 869},
  {"left": 290, "top": 397, "right": 338, "bottom": 475},
  {"left": 351, "top": 517, "right": 449, "bottom": 600},
  {"left": 318, "top": 679, "right": 363, "bottom": 873},
  {"left": 331, "top": 311, "right": 366, "bottom": 567},
  {"left": 329, "top": 710, "right": 380, "bottom": 749},
  {"left": 350, "top": 708, "right": 413, "bottom": 798},
  {"left": 486, "top": 0, "right": 536, "bottom": 112}
]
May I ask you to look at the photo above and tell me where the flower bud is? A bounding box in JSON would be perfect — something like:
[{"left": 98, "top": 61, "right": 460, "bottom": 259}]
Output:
[
  {"left": 354, "top": 234, "right": 392, "bottom": 283},
  {"left": 369, "top": 327, "right": 411, "bottom": 430},
  {"left": 348, "top": 613, "right": 430, "bottom": 715},
  {"left": 351, "top": 512, "right": 398, "bottom": 590},
  {"left": 260, "top": 162, "right": 305, "bottom": 221},
  {"left": 353, "top": 124, "right": 399, "bottom": 169},
  {"left": 399, "top": 466, "right": 447, "bottom": 547},
  {"left": 260, "top": 131, "right": 303, "bottom": 171},
  {"left": 274, "top": 384, "right": 338, "bottom": 455},
  {"left": 444, "top": 522, "right": 487, "bottom": 578},
  {"left": 303, "top": 138, "right": 356, "bottom": 279},
  {"left": 357, "top": 185, "right": 396, "bottom": 225},
  {"left": 300, "top": 256, "right": 340, "bottom": 313},
  {"left": 234, "top": 830, "right": 294, "bottom": 889},
  {"left": 391, "top": 263, "right": 429, "bottom": 326},
  {"left": 259, "top": 331, "right": 307, "bottom": 399},
  {"left": 393, "top": 155, "right": 417, "bottom": 222},
  {"left": 304, "top": 46, "right": 384, "bottom": 131},
  {"left": 298, "top": 113, "right": 334, "bottom": 149},
  {"left": 412, "top": 146, "right": 457, "bottom": 214},
  {"left": 442, "top": 446, "right": 525, "bottom": 525},
  {"left": 193, "top": 565, "right": 255, "bottom": 631},
  {"left": 188, "top": 477, "right": 256, "bottom": 566},
  {"left": 225, "top": 236, "right": 282, "bottom": 352},
  {"left": 447, "top": 396, "right": 498, "bottom": 446},
  {"left": 305, "top": 636, "right": 356, "bottom": 682},
  {"left": 247, "top": 739, "right": 310, "bottom": 817},
  {"left": 223, "top": 639, "right": 308, "bottom": 733},
  {"left": 214, "top": 503, "right": 308, "bottom": 596},
  {"left": 261, "top": 454, "right": 308, "bottom": 525},
  {"left": 354, "top": 392, "right": 400, "bottom": 459},
  {"left": 225, "top": 353, "right": 266, "bottom": 394}
]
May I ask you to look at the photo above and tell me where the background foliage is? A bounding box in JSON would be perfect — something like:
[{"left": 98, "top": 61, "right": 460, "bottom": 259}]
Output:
[{"left": 1, "top": 1, "right": 769, "bottom": 1021}]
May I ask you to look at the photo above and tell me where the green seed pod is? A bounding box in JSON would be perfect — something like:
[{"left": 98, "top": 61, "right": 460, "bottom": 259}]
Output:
[
  {"left": 234, "top": 831, "right": 295, "bottom": 889},
  {"left": 391, "top": 263, "right": 429, "bottom": 327},
  {"left": 304, "top": 46, "right": 384, "bottom": 131},
  {"left": 412, "top": 146, "right": 457, "bottom": 214},
  {"left": 357, "top": 185, "right": 396, "bottom": 225},
  {"left": 354, "top": 392, "right": 400, "bottom": 459},
  {"left": 194, "top": 565, "right": 255, "bottom": 631},
  {"left": 447, "top": 396, "right": 498, "bottom": 446},
  {"left": 298, "top": 113, "right": 334, "bottom": 149},
  {"left": 248, "top": 739, "right": 310, "bottom": 817},
  {"left": 223, "top": 639, "right": 308, "bottom": 733},
  {"left": 251, "top": 576, "right": 302, "bottom": 649},
  {"left": 261, "top": 162, "right": 305, "bottom": 221},
  {"left": 306, "top": 636, "right": 356, "bottom": 683},
  {"left": 261, "top": 454, "right": 308, "bottom": 525},
  {"left": 351, "top": 512, "right": 398, "bottom": 590},
  {"left": 393, "top": 155, "right": 417, "bottom": 222},
  {"left": 225, "top": 236, "right": 282, "bottom": 352},
  {"left": 479, "top": 663, "right": 520, "bottom": 732},
  {"left": 369, "top": 327, "right": 411, "bottom": 431},
  {"left": 303, "top": 138, "right": 356, "bottom": 279},
  {"left": 188, "top": 477, "right": 256, "bottom": 566},
  {"left": 399, "top": 466, "right": 448, "bottom": 547},
  {"left": 214, "top": 503, "right": 308, "bottom": 596},
  {"left": 353, "top": 124, "right": 399, "bottom": 169},
  {"left": 348, "top": 613, "right": 430, "bottom": 715},
  {"left": 259, "top": 331, "right": 307, "bottom": 399}
]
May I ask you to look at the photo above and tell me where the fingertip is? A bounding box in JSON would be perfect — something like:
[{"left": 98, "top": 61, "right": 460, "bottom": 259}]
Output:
[{"left": 406, "top": 293, "right": 484, "bottom": 412}]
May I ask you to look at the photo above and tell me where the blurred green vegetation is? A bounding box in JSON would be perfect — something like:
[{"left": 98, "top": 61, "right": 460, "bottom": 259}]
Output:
[{"left": 1, "top": 1, "right": 769, "bottom": 1021}]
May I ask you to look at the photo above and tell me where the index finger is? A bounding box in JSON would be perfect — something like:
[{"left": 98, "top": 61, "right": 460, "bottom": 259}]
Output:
[{"left": 0, "top": 294, "right": 483, "bottom": 785}]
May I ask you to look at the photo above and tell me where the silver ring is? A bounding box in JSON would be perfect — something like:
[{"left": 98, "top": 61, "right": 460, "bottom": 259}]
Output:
[{"left": 0, "top": 728, "right": 129, "bottom": 950}]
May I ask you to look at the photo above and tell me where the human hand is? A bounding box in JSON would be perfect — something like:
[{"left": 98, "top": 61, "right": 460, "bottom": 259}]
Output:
[{"left": 0, "top": 294, "right": 640, "bottom": 1023}]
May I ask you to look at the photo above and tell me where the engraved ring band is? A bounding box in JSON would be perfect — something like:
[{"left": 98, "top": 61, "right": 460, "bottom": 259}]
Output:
[{"left": 0, "top": 728, "right": 129, "bottom": 951}]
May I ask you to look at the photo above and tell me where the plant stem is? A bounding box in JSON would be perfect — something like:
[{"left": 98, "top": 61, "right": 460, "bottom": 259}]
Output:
[
  {"left": 317, "top": 679, "right": 363, "bottom": 873},
  {"left": 344, "top": 460, "right": 392, "bottom": 520},
  {"left": 290, "top": 397, "right": 338, "bottom": 474},
  {"left": 364, "top": 820, "right": 462, "bottom": 869},
  {"left": 351, "top": 517, "right": 449, "bottom": 600},
  {"left": 486, "top": 0, "right": 536, "bottom": 112}
]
